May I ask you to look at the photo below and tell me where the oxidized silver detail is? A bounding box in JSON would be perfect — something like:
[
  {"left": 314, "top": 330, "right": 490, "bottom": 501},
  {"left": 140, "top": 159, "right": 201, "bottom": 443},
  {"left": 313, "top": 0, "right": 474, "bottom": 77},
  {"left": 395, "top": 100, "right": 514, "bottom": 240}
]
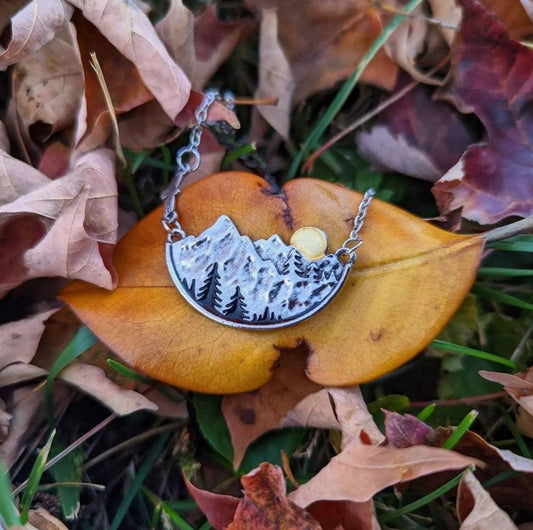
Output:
[{"left": 165, "top": 216, "right": 352, "bottom": 329}]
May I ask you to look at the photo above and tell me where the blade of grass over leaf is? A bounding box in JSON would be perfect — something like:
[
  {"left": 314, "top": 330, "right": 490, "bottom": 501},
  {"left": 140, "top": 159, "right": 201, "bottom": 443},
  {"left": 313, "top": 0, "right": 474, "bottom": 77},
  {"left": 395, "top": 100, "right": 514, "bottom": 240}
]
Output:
[
  {"left": 442, "top": 410, "right": 478, "bottom": 450},
  {"left": 44, "top": 326, "right": 98, "bottom": 423},
  {"left": 416, "top": 403, "right": 436, "bottom": 422},
  {"left": 379, "top": 466, "right": 473, "bottom": 523},
  {"left": 431, "top": 339, "right": 517, "bottom": 369},
  {"left": 472, "top": 285, "right": 533, "bottom": 311},
  {"left": 109, "top": 432, "right": 170, "bottom": 530},
  {"left": 107, "top": 359, "right": 154, "bottom": 385},
  {"left": 286, "top": 0, "right": 425, "bottom": 179},
  {"left": 0, "top": 462, "right": 22, "bottom": 527},
  {"left": 20, "top": 429, "right": 55, "bottom": 524}
]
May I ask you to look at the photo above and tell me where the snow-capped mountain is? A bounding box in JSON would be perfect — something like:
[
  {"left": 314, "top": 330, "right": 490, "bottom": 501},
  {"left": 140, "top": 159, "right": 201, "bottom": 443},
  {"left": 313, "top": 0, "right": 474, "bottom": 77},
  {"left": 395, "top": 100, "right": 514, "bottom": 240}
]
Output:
[{"left": 167, "top": 215, "right": 348, "bottom": 325}]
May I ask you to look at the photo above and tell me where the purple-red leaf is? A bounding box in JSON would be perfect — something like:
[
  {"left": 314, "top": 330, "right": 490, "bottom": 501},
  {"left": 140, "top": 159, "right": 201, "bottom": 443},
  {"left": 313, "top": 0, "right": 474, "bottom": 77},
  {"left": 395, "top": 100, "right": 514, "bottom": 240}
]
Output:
[{"left": 433, "top": 0, "right": 533, "bottom": 224}]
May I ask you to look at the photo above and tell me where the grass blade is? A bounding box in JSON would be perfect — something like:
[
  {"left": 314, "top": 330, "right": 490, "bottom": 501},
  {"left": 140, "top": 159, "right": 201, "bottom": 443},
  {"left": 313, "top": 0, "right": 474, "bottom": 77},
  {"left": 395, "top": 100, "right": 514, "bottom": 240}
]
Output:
[
  {"left": 44, "top": 326, "right": 98, "bottom": 423},
  {"left": 431, "top": 339, "right": 517, "bottom": 369},
  {"left": 20, "top": 429, "right": 56, "bottom": 523},
  {"left": 416, "top": 403, "right": 435, "bottom": 422},
  {"left": 379, "top": 466, "right": 473, "bottom": 523},
  {"left": 107, "top": 359, "right": 154, "bottom": 384},
  {"left": 0, "top": 462, "right": 21, "bottom": 527},
  {"left": 472, "top": 284, "right": 533, "bottom": 311},
  {"left": 477, "top": 267, "right": 533, "bottom": 278},
  {"left": 442, "top": 410, "right": 478, "bottom": 450},
  {"left": 287, "top": 0, "right": 425, "bottom": 179},
  {"left": 109, "top": 432, "right": 170, "bottom": 530},
  {"left": 486, "top": 235, "right": 533, "bottom": 252}
]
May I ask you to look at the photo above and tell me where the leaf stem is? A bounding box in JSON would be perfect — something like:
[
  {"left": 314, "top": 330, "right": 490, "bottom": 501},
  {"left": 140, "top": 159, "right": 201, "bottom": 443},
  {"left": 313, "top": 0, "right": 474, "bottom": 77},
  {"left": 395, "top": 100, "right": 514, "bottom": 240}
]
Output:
[
  {"left": 287, "top": 0, "right": 425, "bottom": 179},
  {"left": 481, "top": 216, "right": 533, "bottom": 243}
]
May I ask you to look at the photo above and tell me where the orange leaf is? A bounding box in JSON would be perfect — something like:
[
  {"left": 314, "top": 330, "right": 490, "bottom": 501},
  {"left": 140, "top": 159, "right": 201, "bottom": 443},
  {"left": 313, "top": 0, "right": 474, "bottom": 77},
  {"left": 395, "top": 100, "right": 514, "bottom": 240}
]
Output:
[{"left": 60, "top": 172, "right": 484, "bottom": 393}]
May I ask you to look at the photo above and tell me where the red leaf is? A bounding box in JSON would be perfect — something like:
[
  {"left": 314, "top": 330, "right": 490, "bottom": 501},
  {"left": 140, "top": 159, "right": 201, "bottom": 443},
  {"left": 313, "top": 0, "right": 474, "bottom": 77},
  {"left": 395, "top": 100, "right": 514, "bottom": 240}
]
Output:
[
  {"left": 433, "top": 0, "right": 533, "bottom": 224},
  {"left": 383, "top": 410, "right": 433, "bottom": 448},
  {"left": 228, "top": 463, "right": 321, "bottom": 530}
]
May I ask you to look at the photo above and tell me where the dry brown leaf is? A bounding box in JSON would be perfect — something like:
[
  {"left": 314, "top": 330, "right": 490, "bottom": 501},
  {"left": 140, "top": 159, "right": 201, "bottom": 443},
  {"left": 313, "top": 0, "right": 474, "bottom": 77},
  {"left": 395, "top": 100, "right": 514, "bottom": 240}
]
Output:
[
  {"left": 0, "top": 0, "right": 73, "bottom": 67},
  {"left": 58, "top": 361, "right": 158, "bottom": 416},
  {"left": 11, "top": 25, "right": 83, "bottom": 149},
  {"left": 157, "top": 2, "right": 254, "bottom": 90},
  {"left": 285, "top": 386, "right": 385, "bottom": 448},
  {"left": 289, "top": 437, "right": 480, "bottom": 506},
  {"left": 67, "top": 0, "right": 191, "bottom": 123},
  {"left": 221, "top": 347, "right": 321, "bottom": 469},
  {"left": 252, "top": 8, "right": 294, "bottom": 139},
  {"left": 0, "top": 307, "right": 58, "bottom": 370},
  {"left": 246, "top": 0, "right": 397, "bottom": 136},
  {"left": 0, "top": 148, "right": 118, "bottom": 296},
  {"left": 307, "top": 500, "right": 380, "bottom": 530},
  {"left": 28, "top": 507, "right": 69, "bottom": 530},
  {"left": 0, "top": 364, "right": 48, "bottom": 388},
  {"left": 0, "top": 387, "right": 44, "bottom": 468},
  {"left": 0, "top": 398, "right": 11, "bottom": 443},
  {"left": 480, "top": 368, "right": 533, "bottom": 417},
  {"left": 457, "top": 471, "right": 518, "bottom": 529}
]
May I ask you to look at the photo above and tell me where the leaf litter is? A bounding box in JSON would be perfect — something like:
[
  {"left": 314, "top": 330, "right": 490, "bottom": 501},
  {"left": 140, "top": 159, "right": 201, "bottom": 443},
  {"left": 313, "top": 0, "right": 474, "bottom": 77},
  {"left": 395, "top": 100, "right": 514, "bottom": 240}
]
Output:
[{"left": 0, "top": 0, "right": 533, "bottom": 528}]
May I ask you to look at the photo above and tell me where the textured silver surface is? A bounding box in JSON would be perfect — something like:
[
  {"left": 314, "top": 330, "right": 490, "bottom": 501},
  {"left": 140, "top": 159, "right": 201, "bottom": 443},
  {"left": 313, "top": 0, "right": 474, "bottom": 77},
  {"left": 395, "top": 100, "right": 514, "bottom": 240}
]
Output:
[{"left": 166, "top": 215, "right": 351, "bottom": 329}]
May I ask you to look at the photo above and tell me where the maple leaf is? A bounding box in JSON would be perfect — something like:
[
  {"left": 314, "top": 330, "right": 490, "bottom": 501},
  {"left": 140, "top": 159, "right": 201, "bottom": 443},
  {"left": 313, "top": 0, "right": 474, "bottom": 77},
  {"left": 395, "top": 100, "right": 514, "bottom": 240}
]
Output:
[{"left": 432, "top": 0, "right": 533, "bottom": 224}]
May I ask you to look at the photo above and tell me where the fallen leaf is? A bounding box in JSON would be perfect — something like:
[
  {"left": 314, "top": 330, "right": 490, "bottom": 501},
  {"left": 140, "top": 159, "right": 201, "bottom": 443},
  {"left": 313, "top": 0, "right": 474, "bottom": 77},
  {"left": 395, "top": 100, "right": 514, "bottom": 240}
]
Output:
[
  {"left": 429, "top": 428, "right": 533, "bottom": 511},
  {"left": 289, "top": 436, "right": 480, "bottom": 506},
  {"left": 356, "top": 76, "right": 477, "bottom": 182},
  {"left": 157, "top": 2, "right": 254, "bottom": 91},
  {"left": 228, "top": 463, "right": 321, "bottom": 530},
  {"left": 384, "top": 410, "right": 433, "bottom": 448},
  {"left": 0, "top": 147, "right": 118, "bottom": 296},
  {"left": 252, "top": 8, "right": 294, "bottom": 139},
  {"left": 0, "top": 387, "right": 44, "bottom": 468},
  {"left": 221, "top": 346, "right": 321, "bottom": 469},
  {"left": 72, "top": 11, "right": 154, "bottom": 153},
  {"left": 285, "top": 386, "right": 385, "bottom": 448},
  {"left": 185, "top": 477, "right": 240, "bottom": 530},
  {"left": 433, "top": 0, "right": 533, "bottom": 224},
  {"left": 457, "top": 471, "right": 518, "bottom": 529},
  {"left": 480, "top": 368, "right": 533, "bottom": 416},
  {"left": 0, "top": 0, "right": 73, "bottom": 67},
  {"left": 0, "top": 307, "right": 58, "bottom": 370},
  {"left": 0, "top": 363, "right": 48, "bottom": 388},
  {"left": 67, "top": 0, "right": 191, "bottom": 123},
  {"left": 61, "top": 172, "right": 484, "bottom": 393},
  {"left": 246, "top": 0, "right": 398, "bottom": 136},
  {"left": 28, "top": 507, "right": 69, "bottom": 530},
  {"left": 11, "top": 25, "right": 83, "bottom": 149},
  {"left": 306, "top": 499, "right": 380, "bottom": 530},
  {"left": 57, "top": 361, "right": 158, "bottom": 416}
]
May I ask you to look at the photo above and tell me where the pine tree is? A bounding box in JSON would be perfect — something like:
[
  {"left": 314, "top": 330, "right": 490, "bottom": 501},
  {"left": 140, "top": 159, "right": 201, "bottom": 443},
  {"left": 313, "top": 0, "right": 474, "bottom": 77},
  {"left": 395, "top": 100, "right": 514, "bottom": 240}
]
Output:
[
  {"left": 195, "top": 263, "right": 216, "bottom": 300},
  {"left": 211, "top": 263, "right": 224, "bottom": 313},
  {"left": 283, "top": 248, "right": 305, "bottom": 277},
  {"left": 306, "top": 261, "right": 322, "bottom": 282},
  {"left": 224, "top": 286, "right": 251, "bottom": 320}
]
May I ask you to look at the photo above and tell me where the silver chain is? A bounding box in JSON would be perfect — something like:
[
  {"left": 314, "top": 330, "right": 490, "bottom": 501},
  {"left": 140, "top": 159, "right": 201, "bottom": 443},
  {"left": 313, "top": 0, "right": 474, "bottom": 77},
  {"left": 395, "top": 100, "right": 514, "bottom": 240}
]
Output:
[
  {"left": 335, "top": 189, "right": 375, "bottom": 264},
  {"left": 162, "top": 89, "right": 375, "bottom": 260},
  {"left": 161, "top": 88, "right": 234, "bottom": 241}
]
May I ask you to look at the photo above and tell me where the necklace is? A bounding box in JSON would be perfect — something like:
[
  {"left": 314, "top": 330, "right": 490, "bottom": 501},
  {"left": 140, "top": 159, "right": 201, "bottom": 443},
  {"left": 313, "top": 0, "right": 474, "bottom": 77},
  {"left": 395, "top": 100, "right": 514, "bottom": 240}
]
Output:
[{"left": 162, "top": 90, "right": 374, "bottom": 330}]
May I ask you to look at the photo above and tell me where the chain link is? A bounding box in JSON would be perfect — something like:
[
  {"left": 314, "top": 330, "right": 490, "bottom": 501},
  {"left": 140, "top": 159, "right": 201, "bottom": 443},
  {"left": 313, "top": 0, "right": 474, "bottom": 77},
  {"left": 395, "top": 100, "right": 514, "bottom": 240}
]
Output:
[
  {"left": 335, "top": 189, "right": 375, "bottom": 263},
  {"left": 161, "top": 89, "right": 234, "bottom": 241},
  {"left": 162, "top": 90, "right": 375, "bottom": 259}
]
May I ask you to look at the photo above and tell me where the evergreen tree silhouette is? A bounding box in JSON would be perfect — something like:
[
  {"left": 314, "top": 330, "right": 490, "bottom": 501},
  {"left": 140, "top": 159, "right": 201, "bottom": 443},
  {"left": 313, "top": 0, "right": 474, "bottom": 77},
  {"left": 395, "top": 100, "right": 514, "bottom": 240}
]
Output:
[
  {"left": 283, "top": 248, "right": 305, "bottom": 277},
  {"left": 306, "top": 261, "right": 322, "bottom": 282},
  {"left": 195, "top": 262, "right": 216, "bottom": 300},
  {"left": 211, "top": 263, "right": 224, "bottom": 313},
  {"left": 224, "top": 286, "right": 250, "bottom": 320}
]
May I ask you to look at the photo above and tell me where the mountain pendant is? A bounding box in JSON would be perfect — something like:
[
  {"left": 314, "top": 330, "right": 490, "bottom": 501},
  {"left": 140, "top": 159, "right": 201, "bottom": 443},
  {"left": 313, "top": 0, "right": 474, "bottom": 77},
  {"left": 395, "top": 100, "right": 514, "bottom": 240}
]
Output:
[{"left": 165, "top": 215, "right": 352, "bottom": 330}]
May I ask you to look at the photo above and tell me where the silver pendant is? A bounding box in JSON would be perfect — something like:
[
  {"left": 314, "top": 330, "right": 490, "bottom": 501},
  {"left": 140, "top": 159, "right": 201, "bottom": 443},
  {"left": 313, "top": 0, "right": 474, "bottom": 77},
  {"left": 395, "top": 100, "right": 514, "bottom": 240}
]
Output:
[{"left": 165, "top": 215, "right": 351, "bottom": 330}]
